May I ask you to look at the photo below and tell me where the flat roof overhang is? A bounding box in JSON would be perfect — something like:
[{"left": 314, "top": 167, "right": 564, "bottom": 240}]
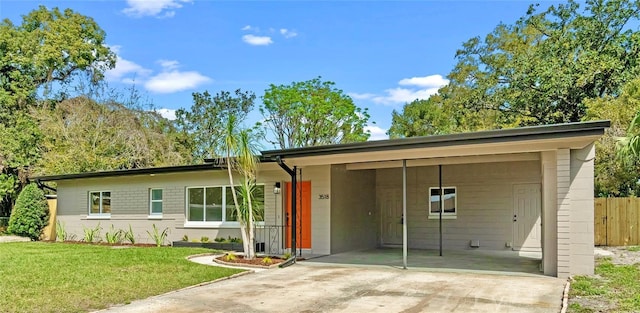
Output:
[
  {"left": 262, "top": 120, "right": 610, "bottom": 166},
  {"left": 32, "top": 158, "right": 282, "bottom": 182}
]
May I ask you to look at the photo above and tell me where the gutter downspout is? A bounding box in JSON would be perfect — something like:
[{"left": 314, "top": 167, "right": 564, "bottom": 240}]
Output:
[{"left": 276, "top": 156, "right": 297, "bottom": 266}]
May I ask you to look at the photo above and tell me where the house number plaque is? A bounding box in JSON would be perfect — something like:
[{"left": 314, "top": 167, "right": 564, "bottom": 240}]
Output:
[{"left": 318, "top": 194, "right": 330, "bottom": 200}]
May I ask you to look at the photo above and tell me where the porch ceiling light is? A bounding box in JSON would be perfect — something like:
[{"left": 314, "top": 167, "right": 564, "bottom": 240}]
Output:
[{"left": 273, "top": 182, "right": 281, "bottom": 194}]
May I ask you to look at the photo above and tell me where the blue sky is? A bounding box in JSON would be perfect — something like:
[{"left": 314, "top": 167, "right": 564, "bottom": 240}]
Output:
[{"left": 1, "top": 0, "right": 560, "bottom": 142}]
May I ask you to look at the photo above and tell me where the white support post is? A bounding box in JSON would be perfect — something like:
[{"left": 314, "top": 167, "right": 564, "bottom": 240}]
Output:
[{"left": 402, "top": 159, "right": 408, "bottom": 269}]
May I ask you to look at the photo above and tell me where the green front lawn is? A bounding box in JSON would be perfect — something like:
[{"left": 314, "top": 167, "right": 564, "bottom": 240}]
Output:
[
  {"left": 0, "top": 242, "right": 243, "bottom": 313},
  {"left": 569, "top": 257, "right": 640, "bottom": 312}
]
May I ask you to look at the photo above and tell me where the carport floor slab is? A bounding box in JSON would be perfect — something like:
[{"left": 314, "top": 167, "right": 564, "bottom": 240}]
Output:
[
  {"left": 99, "top": 263, "right": 564, "bottom": 313},
  {"left": 304, "top": 249, "right": 543, "bottom": 276}
]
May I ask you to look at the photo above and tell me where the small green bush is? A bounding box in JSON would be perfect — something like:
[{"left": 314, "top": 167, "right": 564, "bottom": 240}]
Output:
[
  {"left": 83, "top": 224, "right": 101, "bottom": 243},
  {"left": 261, "top": 256, "right": 273, "bottom": 265},
  {"left": 201, "top": 236, "right": 209, "bottom": 243},
  {"left": 7, "top": 184, "right": 49, "bottom": 240},
  {"left": 182, "top": 234, "right": 189, "bottom": 241},
  {"left": 123, "top": 225, "right": 135, "bottom": 244},
  {"left": 214, "top": 237, "right": 225, "bottom": 243}
]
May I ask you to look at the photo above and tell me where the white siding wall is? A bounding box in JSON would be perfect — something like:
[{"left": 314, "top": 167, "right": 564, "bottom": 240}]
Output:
[
  {"left": 56, "top": 169, "right": 290, "bottom": 244},
  {"left": 569, "top": 143, "right": 596, "bottom": 276},
  {"left": 376, "top": 161, "right": 541, "bottom": 250},
  {"left": 303, "top": 165, "right": 331, "bottom": 255},
  {"left": 556, "top": 149, "right": 572, "bottom": 278},
  {"left": 541, "top": 150, "right": 558, "bottom": 277}
]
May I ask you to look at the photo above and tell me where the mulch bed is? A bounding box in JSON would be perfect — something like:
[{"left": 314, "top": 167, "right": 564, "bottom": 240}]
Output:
[
  {"left": 215, "top": 254, "right": 285, "bottom": 267},
  {"left": 57, "top": 240, "right": 158, "bottom": 247}
]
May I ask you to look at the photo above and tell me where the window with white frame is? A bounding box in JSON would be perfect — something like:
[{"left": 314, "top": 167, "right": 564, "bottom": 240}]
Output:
[
  {"left": 186, "top": 185, "right": 264, "bottom": 223},
  {"left": 149, "top": 189, "right": 163, "bottom": 215},
  {"left": 428, "top": 187, "right": 457, "bottom": 217},
  {"left": 89, "top": 191, "right": 111, "bottom": 215}
]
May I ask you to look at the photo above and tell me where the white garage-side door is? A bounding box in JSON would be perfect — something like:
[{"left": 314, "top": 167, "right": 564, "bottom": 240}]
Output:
[{"left": 513, "top": 184, "right": 542, "bottom": 252}]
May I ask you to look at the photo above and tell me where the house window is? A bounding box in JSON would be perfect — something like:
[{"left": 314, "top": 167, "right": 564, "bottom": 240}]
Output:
[
  {"left": 186, "top": 185, "right": 264, "bottom": 224},
  {"left": 89, "top": 191, "right": 111, "bottom": 216},
  {"left": 429, "top": 187, "right": 457, "bottom": 218},
  {"left": 149, "top": 189, "right": 163, "bottom": 215}
]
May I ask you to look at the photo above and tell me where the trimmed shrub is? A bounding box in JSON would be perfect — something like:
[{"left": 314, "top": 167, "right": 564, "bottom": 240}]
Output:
[{"left": 7, "top": 184, "right": 49, "bottom": 240}]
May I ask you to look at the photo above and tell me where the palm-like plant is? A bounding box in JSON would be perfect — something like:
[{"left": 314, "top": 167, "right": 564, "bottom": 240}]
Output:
[
  {"left": 618, "top": 113, "right": 640, "bottom": 158},
  {"left": 221, "top": 115, "right": 261, "bottom": 259}
]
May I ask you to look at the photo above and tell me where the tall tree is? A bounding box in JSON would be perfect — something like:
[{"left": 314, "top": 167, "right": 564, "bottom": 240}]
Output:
[
  {"left": 446, "top": 0, "right": 640, "bottom": 126},
  {"left": 32, "top": 97, "right": 190, "bottom": 175},
  {"left": 260, "top": 77, "right": 371, "bottom": 149},
  {"left": 585, "top": 79, "right": 640, "bottom": 196},
  {"left": 175, "top": 90, "right": 255, "bottom": 161},
  {"left": 0, "top": 6, "right": 115, "bottom": 214}
]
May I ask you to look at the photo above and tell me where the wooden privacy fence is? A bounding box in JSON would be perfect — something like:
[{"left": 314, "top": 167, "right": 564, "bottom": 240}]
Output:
[{"left": 595, "top": 198, "right": 640, "bottom": 246}]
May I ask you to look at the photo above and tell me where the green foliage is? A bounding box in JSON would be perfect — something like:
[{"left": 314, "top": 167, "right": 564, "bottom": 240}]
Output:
[
  {"left": 214, "top": 237, "right": 225, "bottom": 243},
  {"left": 123, "top": 225, "right": 135, "bottom": 244},
  {"left": 0, "top": 113, "right": 42, "bottom": 216},
  {"left": 0, "top": 6, "right": 114, "bottom": 215},
  {"left": 200, "top": 236, "right": 209, "bottom": 243},
  {"left": 260, "top": 77, "right": 370, "bottom": 148},
  {"left": 586, "top": 78, "right": 640, "bottom": 196},
  {"left": 32, "top": 97, "right": 188, "bottom": 175},
  {"left": 56, "top": 221, "right": 67, "bottom": 241},
  {"left": 388, "top": 97, "right": 455, "bottom": 138},
  {"left": 446, "top": 0, "right": 640, "bottom": 126},
  {"left": 104, "top": 225, "right": 123, "bottom": 244},
  {"left": 182, "top": 234, "right": 189, "bottom": 241},
  {"left": 0, "top": 6, "right": 115, "bottom": 114},
  {"left": 283, "top": 252, "right": 292, "bottom": 260},
  {"left": 261, "top": 256, "right": 273, "bottom": 265},
  {"left": 82, "top": 224, "right": 101, "bottom": 243},
  {"left": 627, "top": 246, "right": 640, "bottom": 252},
  {"left": 391, "top": 0, "right": 640, "bottom": 139},
  {"left": 175, "top": 89, "right": 256, "bottom": 160},
  {"left": 6, "top": 183, "right": 48, "bottom": 240},
  {"left": 146, "top": 224, "right": 169, "bottom": 247}
]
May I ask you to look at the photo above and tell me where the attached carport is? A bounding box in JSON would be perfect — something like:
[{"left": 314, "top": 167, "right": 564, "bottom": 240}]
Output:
[{"left": 262, "top": 120, "right": 609, "bottom": 278}]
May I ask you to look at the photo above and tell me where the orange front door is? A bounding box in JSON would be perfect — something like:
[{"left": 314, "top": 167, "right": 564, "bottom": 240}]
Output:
[{"left": 285, "top": 181, "right": 312, "bottom": 249}]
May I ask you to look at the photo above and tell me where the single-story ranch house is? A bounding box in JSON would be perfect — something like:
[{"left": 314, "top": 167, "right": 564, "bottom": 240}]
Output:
[{"left": 34, "top": 120, "right": 610, "bottom": 278}]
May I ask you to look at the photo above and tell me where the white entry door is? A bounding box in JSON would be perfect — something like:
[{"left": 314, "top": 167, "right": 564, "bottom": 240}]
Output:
[
  {"left": 513, "top": 184, "right": 542, "bottom": 252},
  {"left": 380, "top": 188, "right": 403, "bottom": 245}
]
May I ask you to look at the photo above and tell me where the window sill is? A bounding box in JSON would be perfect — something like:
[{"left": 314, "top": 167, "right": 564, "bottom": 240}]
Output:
[
  {"left": 86, "top": 215, "right": 111, "bottom": 220},
  {"left": 183, "top": 221, "right": 266, "bottom": 228},
  {"left": 148, "top": 215, "right": 163, "bottom": 220},
  {"left": 428, "top": 215, "right": 457, "bottom": 220}
]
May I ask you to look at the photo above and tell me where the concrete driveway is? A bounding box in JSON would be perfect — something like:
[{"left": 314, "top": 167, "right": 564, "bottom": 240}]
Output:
[{"left": 100, "top": 263, "right": 565, "bottom": 313}]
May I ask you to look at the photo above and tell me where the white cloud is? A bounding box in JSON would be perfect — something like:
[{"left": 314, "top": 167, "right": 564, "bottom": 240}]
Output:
[
  {"left": 104, "top": 45, "right": 152, "bottom": 83},
  {"left": 144, "top": 70, "right": 211, "bottom": 93},
  {"left": 280, "top": 28, "right": 298, "bottom": 38},
  {"left": 351, "top": 74, "right": 449, "bottom": 106},
  {"left": 122, "top": 0, "right": 191, "bottom": 18},
  {"left": 241, "top": 25, "right": 252, "bottom": 31},
  {"left": 156, "top": 108, "right": 177, "bottom": 120},
  {"left": 242, "top": 34, "right": 273, "bottom": 46},
  {"left": 398, "top": 74, "right": 449, "bottom": 88},
  {"left": 365, "top": 125, "right": 388, "bottom": 141},
  {"left": 158, "top": 59, "right": 180, "bottom": 70},
  {"left": 348, "top": 92, "right": 376, "bottom": 100},
  {"left": 372, "top": 87, "right": 442, "bottom": 105}
]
